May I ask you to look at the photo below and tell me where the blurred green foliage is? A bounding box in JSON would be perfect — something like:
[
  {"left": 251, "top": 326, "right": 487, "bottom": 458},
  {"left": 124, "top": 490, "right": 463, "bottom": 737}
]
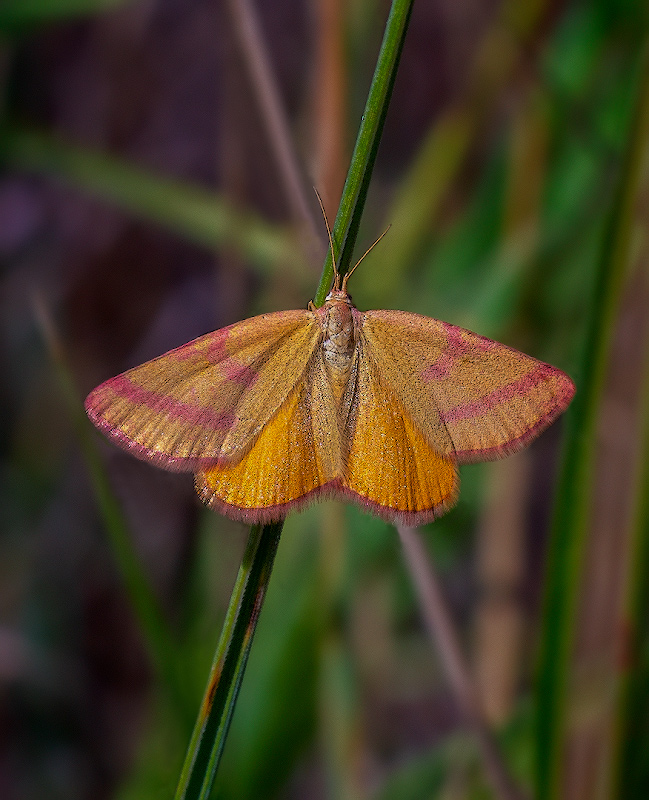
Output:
[
  {"left": 0, "top": 0, "right": 133, "bottom": 29},
  {"left": 1, "top": 0, "right": 648, "bottom": 799}
]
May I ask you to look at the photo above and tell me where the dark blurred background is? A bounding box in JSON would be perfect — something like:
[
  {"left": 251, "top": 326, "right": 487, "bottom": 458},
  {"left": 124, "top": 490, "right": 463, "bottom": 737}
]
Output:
[{"left": 1, "top": 1, "right": 648, "bottom": 798}]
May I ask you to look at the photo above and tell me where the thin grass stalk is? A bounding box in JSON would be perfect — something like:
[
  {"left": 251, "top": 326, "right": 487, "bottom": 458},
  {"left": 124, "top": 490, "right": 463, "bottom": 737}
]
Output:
[
  {"left": 35, "top": 299, "right": 191, "bottom": 732},
  {"left": 534, "top": 47, "right": 649, "bottom": 800},
  {"left": 319, "top": 631, "right": 365, "bottom": 799},
  {"left": 311, "top": 0, "right": 347, "bottom": 214},
  {"left": 612, "top": 307, "right": 649, "bottom": 797},
  {"left": 313, "top": 0, "right": 415, "bottom": 305},
  {"left": 610, "top": 242, "right": 649, "bottom": 797},
  {"left": 174, "top": 522, "right": 283, "bottom": 800},
  {"left": 226, "top": 0, "right": 323, "bottom": 251},
  {"left": 397, "top": 524, "right": 525, "bottom": 800}
]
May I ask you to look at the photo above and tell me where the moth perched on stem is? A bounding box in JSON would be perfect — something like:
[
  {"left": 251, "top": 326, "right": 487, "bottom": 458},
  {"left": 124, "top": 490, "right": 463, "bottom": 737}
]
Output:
[{"left": 86, "top": 215, "right": 574, "bottom": 524}]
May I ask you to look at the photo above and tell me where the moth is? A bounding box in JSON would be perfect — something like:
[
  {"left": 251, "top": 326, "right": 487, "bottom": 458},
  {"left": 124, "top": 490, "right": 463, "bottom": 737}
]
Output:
[{"left": 85, "top": 235, "right": 575, "bottom": 525}]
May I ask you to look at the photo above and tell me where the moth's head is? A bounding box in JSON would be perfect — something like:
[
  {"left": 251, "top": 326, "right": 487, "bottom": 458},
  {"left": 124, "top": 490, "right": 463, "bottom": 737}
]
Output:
[
  {"left": 329, "top": 267, "right": 353, "bottom": 295},
  {"left": 325, "top": 287, "right": 354, "bottom": 305}
]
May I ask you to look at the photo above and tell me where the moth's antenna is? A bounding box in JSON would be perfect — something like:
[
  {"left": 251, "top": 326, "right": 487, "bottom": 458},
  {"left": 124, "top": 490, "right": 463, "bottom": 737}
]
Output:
[
  {"left": 313, "top": 188, "right": 340, "bottom": 290},
  {"left": 341, "top": 225, "right": 391, "bottom": 292}
]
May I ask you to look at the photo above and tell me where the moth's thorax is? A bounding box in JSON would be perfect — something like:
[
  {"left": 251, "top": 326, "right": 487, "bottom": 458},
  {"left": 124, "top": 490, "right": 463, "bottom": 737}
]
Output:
[{"left": 320, "top": 292, "right": 357, "bottom": 378}]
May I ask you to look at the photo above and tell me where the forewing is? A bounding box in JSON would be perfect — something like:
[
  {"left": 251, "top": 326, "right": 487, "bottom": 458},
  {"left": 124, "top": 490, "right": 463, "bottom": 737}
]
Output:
[
  {"left": 361, "top": 310, "right": 575, "bottom": 462},
  {"left": 196, "top": 355, "right": 343, "bottom": 523},
  {"left": 85, "top": 310, "right": 321, "bottom": 470},
  {"left": 343, "top": 344, "right": 458, "bottom": 524}
]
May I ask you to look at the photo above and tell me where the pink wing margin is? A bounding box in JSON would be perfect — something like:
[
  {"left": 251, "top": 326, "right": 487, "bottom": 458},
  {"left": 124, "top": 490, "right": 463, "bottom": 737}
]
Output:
[
  {"left": 361, "top": 310, "right": 575, "bottom": 463},
  {"left": 85, "top": 309, "right": 320, "bottom": 471}
]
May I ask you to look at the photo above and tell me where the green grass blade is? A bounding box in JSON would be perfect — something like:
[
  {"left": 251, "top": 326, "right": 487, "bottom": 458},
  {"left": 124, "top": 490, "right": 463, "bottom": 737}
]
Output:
[
  {"left": 212, "top": 515, "right": 320, "bottom": 799},
  {"left": 313, "top": 0, "right": 415, "bottom": 305},
  {"left": 174, "top": 522, "right": 283, "bottom": 800},
  {"left": 534, "top": 47, "right": 649, "bottom": 800},
  {"left": 609, "top": 62, "right": 649, "bottom": 792},
  {"left": 36, "top": 302, "right": 191, "bottom": 732},
  {"left": 0, "top": 0, "right": 132, "bottom": 27},
  {"left": 612, "top": 294, "right": 649, "bottom": 798},
  {"left": 0, "top": 126, "right": 308, "bottom": 282}
]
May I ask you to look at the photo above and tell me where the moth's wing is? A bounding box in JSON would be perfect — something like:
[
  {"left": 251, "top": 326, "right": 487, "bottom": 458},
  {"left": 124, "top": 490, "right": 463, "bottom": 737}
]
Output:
[
  {"left": 196, "top": 353, "right": 343, "bottom": 523},
  {"left": 361, "top": 310, "right": 575, "bottom": 463},
  {"left": 342, "top": 341, "right": 458, "bottom": 524},
  {"left": 85, "top": 310, "right": 322, "bottom": 470}
]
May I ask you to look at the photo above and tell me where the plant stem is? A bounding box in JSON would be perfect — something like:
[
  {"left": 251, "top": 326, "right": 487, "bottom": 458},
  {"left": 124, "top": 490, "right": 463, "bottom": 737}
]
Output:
[
  {"left": 175, "top": 522, "right": 283, "bottom": 800},
  {"left": 612, "top": 273, "right": 649, "bottom": 797},
  {"left": 397, "top": 524, "right": 526, "bottom": 800},
  {"left": 313, "top": 0, "right": 415, "bottom": 306},
  {"left": 226, "top": 0, "right": 323, "bottom": 252},
  {"left": 35, "top": 298, "right": 191, "bottom": 732},
  {"left": 535, "top": 45, "right": 649, "bottom": 800}
]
